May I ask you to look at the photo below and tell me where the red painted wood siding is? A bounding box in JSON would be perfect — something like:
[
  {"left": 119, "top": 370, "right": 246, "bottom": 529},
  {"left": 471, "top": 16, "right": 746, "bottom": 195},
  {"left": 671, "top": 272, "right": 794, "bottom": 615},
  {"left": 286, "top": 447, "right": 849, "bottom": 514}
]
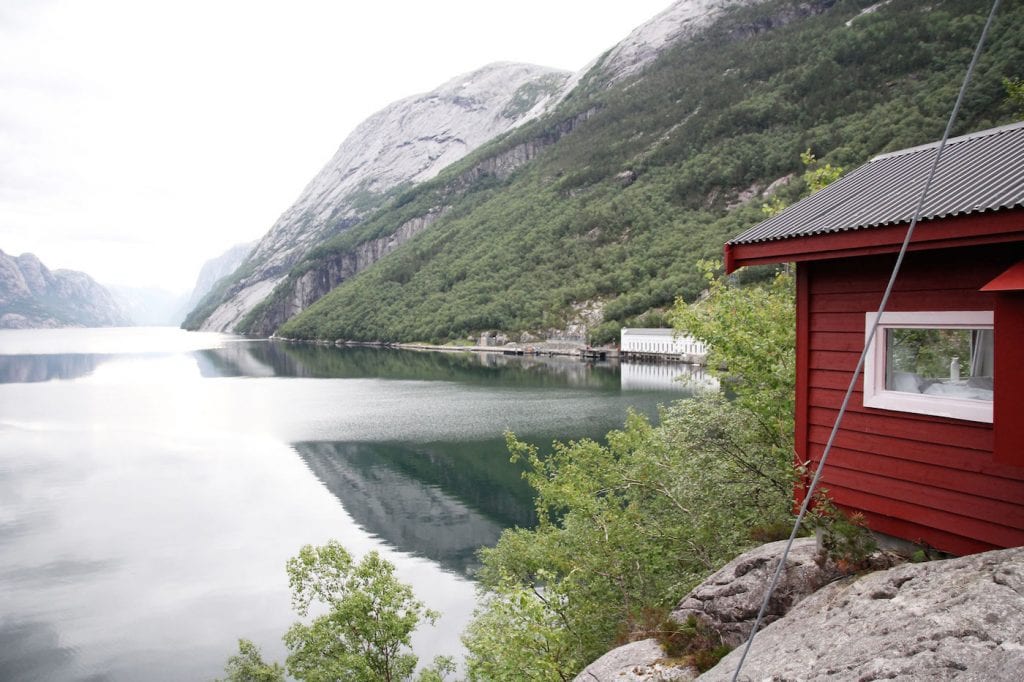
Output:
[{"left": 797, "top": 244, "right": 1024, "bottom": 555}]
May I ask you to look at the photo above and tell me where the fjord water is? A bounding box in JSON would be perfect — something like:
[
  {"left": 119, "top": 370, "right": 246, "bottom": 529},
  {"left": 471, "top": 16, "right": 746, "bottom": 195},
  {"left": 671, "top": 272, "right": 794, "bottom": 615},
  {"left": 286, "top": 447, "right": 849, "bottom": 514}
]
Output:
[{"left": 0, "top": 328, "right": 708, "bottom": 681}]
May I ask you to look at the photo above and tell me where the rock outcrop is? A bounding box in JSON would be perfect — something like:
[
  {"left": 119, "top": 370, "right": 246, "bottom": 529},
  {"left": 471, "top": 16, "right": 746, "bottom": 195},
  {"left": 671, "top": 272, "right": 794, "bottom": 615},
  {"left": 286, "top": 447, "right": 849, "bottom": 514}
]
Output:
[
  {"left": 574, "top": 639, "right": 696, "bottom": 682},
  {"left": 574, "top": 541, "right": 1024, "bottom": 681},
  {"left": 190, "top": 62, "right": 571, "bottom": 332},
  {"left": 700, "top": 546, "right": 1024, "bottom": 681},
  {"left": 0, "top": 249, "right": 130, "bottom": 328},
  {"left": 672, "top": 538, "right": 843, "bottom": 647}
]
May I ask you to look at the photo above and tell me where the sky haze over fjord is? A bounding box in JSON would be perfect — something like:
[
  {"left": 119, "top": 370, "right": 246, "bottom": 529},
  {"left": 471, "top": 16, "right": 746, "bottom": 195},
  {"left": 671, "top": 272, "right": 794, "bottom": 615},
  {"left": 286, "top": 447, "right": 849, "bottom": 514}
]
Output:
[{"left": 1, "top": 0, "right": 673, "bottom": 293}]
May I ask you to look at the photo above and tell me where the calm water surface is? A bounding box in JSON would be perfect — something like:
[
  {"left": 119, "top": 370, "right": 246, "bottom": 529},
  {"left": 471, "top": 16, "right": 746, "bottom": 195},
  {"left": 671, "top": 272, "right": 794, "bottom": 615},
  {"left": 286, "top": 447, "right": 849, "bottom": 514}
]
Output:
[{"left": 0, "top": 327, "right": 710, "bottom": 681}]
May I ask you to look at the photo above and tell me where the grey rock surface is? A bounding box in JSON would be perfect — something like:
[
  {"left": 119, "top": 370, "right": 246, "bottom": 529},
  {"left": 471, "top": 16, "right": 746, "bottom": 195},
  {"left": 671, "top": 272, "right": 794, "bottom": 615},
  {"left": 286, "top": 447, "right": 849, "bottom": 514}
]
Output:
[
  {"left": 0, "top": 249, "right": 130, "bottom": 328},
  {"left": 184, "top": 241, "right": 256, "bottom": 312},
  {"left": 672, "top": 537, "right": 842, "bottom": 647},
  {"left": 572, "top": 539, "right": 837, "bottom": 682},
  {"left": 573, "top": 638, "right": 696, "bottom": 682},
  {"left": 196, "top": 62, "right": 570, "bottom": 332},
  {"left": 699, "top": 546, "right": 1024, "bottom": 681},
  {"left": 591, "top": 0, "right": 767, "bottom": 86}
]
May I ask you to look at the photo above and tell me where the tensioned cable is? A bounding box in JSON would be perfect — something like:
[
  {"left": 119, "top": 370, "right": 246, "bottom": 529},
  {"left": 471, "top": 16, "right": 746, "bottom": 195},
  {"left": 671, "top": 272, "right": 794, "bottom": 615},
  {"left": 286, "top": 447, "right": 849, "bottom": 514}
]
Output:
[{"left": 729, "top": 1, "right": 1003, "bottom": 679}]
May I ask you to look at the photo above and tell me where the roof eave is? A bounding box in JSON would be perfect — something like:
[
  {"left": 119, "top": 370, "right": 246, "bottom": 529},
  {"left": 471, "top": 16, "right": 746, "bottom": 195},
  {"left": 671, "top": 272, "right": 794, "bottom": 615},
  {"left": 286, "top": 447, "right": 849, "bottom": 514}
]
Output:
[{"left": 725, "top": 208, "right": 1024, "bottom": 271}]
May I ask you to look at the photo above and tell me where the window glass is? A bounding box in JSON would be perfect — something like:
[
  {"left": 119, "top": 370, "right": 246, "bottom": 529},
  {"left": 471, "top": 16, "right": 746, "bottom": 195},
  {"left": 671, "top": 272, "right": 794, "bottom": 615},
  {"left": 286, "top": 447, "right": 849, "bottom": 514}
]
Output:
[
  {"left": 885, "top": 328, "right": 993, "bottom": 401},
  {"left": 863, "top": 311, "right": 993, "bottom": 423}
]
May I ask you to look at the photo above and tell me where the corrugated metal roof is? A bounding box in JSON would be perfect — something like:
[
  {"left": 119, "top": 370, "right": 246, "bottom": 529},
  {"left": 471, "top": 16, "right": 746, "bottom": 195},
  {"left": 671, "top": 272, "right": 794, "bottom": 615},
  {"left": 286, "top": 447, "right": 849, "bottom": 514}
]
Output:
[{"left": 728, "top": 121, "right": 1024, "bottom": 246}]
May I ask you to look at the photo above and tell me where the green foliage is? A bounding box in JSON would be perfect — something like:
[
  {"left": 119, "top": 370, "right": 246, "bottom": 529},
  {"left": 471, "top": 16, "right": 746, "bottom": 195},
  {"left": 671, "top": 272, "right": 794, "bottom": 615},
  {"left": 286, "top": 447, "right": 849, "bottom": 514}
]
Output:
[
  {"left": 612, "top": 611, "right": 732, "bottom": 674},
  {"left": 414, "top": 657, "right": 457, "bottom": 682},
  {"left": 463, "top": 250, "right": 800, "bottom": 678},
  {"left": 670, "top": 262, "right": 796, "bottom": 459},
  {"left": 282, "top": 541, "right": 439, "bottom": 682},
  {"left": 216, "top": 639, "right": 285, "bottom": 682},
  {"left": 799, "top": 148, "right": 844, "bottom": 194},
  {"left": 887, "top": 327, "right": 974, "bottom": 379},
  {"left": 502, "top": 74, "right": 569, "bottom": 119},
  {"left": 762, "top": 148, "right": 843, "bottom": 217},
  {"left": 462, "top": 394, "right": 794, "bottom": 678},
  {"left": 462, "top": 577, "right": 583, "bottom": 682},
  {"left": 807, "top": 492, "right": 878, "bottom": 573},
  {"left": 654, "top": 615, "right": 731, "bottom": 673},
  {"left": 273, "top": 0, "right": 1023, "bottom": 344},
  {"left": 1005, "top": 76, "right": 1024, "bottom": 118}
]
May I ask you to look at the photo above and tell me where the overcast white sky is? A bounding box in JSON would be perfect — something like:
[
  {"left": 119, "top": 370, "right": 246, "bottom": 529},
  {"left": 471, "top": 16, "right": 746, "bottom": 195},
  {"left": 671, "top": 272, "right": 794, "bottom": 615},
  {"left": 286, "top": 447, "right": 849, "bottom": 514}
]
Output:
[{"left": 0, "top": 0, "right": 673, "bottom": 293}]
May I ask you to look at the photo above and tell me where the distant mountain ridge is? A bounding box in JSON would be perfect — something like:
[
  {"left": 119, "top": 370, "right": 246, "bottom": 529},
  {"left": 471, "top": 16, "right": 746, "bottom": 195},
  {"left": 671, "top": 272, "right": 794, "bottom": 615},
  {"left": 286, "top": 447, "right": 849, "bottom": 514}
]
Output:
[
  {"left": 185, "top": 62, "right": 572, "bottom": 332},
  {"left": 0, "top": 250, "right": 130, "bottom": 329}
]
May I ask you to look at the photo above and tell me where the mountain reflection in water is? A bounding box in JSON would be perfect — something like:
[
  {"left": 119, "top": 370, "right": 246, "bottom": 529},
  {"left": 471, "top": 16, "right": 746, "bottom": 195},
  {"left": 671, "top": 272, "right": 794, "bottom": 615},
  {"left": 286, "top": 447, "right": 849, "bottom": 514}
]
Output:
[
  {"left": 293, "top": 440, "right": 535, "bottom": 576},
  {"left": 0, "top": 353, "right": 105, "bottom": 383},
  {"left": 0, "top": 328, "right": 709, "bottom": 680},
  {"left": 197, "top": 342, "right": 625, "bottom": 388}
]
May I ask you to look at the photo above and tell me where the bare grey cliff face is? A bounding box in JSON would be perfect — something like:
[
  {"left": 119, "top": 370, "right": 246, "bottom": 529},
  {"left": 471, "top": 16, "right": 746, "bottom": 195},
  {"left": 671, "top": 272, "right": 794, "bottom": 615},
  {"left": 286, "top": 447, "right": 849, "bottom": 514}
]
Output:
[
  {"left": 247, "top": 107, "right": 597, "bottom": 337},
  {"left": 568, "top": 0, "right": 767, "bottom": 93},
  {"left": 0, "top": 249, "right": 130, "bottom": 328},
  {"left": 185, "top": 241, "right": 256, "bottom": 313},
  {"left": 195, "top": 62, "right": 571, "bottom": 332},
  {"left": 248, "top": 209, "right": 447, "bottom": 336}
]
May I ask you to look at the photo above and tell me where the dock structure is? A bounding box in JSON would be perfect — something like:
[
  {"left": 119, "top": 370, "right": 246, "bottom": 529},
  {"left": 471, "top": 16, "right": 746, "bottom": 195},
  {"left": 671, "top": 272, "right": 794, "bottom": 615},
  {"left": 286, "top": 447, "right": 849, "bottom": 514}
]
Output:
[
  {"left": 580, "top": 347, "right": 612, "bottom": 361},
  {"left": 620, "top": 327, "right": 707, "bottom": 364}
]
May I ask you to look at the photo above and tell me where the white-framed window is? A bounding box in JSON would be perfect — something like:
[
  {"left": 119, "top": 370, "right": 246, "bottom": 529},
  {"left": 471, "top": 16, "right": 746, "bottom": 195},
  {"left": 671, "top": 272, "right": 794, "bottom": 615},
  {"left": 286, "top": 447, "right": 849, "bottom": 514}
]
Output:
[{"left": 863, "top": 311, "right": 994, "bottom": 423}]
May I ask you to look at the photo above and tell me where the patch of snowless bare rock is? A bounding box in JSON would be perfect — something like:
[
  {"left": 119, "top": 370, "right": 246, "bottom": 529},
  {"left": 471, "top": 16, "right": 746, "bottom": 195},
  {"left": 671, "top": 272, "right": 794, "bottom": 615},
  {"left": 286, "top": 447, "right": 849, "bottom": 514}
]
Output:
[
  {"left": 183, "top": 241, "right": 255, "bottom": 312},
  {"left": 198, "top": 62, "right": 570, "bottom": 332},
  {"left": 582, "top": 0, "right": 767, "bottom": 87},
  {"left": 0, "top": 249, "right": 129, "bottom": 328},
  {"left": 574, "top": 539, "right": 1024, "bottom": 681}
]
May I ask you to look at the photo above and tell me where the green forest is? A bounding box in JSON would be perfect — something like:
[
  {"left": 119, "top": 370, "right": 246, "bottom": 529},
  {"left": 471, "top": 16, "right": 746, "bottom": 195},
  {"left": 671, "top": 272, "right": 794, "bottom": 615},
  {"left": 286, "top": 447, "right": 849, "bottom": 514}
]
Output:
[{"left": 260, "top": 0, "right": 1023, "bottom": 345}]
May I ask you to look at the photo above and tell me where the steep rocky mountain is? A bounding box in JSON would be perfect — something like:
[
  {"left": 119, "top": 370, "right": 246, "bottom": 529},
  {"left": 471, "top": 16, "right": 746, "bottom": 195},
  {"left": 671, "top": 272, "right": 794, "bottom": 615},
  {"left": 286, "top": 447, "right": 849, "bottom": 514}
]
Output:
[
  {"left": 0, "top": 250, "right": 131, "bottom": 329},
  {"left": 186, "top": 0, "right": 770, "bottom": 337},
  {"left": 178, "top": 241, "right": 255, "bottom": 321},
  {"left": 274, "top": 0, "right": 1022, "bottom": 344},
  {"left": 184, "top": 62, "right": 571, "bottom": 332}
]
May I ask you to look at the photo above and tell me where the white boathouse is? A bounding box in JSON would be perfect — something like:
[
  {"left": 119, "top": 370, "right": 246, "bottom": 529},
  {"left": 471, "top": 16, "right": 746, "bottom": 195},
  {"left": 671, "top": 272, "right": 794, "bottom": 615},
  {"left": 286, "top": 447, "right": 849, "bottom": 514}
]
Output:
[{"left": 620, "top": 328, "right": 706, "bottom": 363}]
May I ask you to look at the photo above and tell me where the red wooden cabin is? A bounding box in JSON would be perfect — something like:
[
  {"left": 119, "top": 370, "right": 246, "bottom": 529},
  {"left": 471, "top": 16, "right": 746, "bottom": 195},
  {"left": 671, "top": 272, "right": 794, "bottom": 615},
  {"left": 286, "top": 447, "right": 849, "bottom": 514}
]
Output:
[{"left": 725, "top": 122, "right": 1024, "bottom": 556}]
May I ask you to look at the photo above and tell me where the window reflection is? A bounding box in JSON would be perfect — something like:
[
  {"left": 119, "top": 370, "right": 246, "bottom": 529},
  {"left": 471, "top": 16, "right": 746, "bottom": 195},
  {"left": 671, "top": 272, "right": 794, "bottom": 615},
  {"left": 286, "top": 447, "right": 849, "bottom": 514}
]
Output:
[{"left": 885, "top": 327, "right": 993, "bottom": 401}]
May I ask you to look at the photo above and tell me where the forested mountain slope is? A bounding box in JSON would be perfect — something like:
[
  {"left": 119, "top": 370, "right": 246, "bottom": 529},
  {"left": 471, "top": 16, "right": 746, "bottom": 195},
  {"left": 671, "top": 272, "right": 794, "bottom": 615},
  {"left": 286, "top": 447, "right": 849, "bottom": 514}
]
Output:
[
  {"left": 183, "top": 63, "right": 571, "bottom": 332},
  {"left": 276, "top": 0, "right": 1022, "bottom": 344},
  {"left": 189, "top": 0, "right": 771, "bottom": 337}
]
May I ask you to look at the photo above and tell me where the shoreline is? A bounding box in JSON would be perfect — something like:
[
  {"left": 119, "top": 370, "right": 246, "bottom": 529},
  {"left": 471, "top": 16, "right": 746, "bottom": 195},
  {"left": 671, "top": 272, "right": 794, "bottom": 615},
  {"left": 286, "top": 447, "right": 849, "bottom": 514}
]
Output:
[{"left": 271, "top": 335, "right": 707, "bottom": 365}]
